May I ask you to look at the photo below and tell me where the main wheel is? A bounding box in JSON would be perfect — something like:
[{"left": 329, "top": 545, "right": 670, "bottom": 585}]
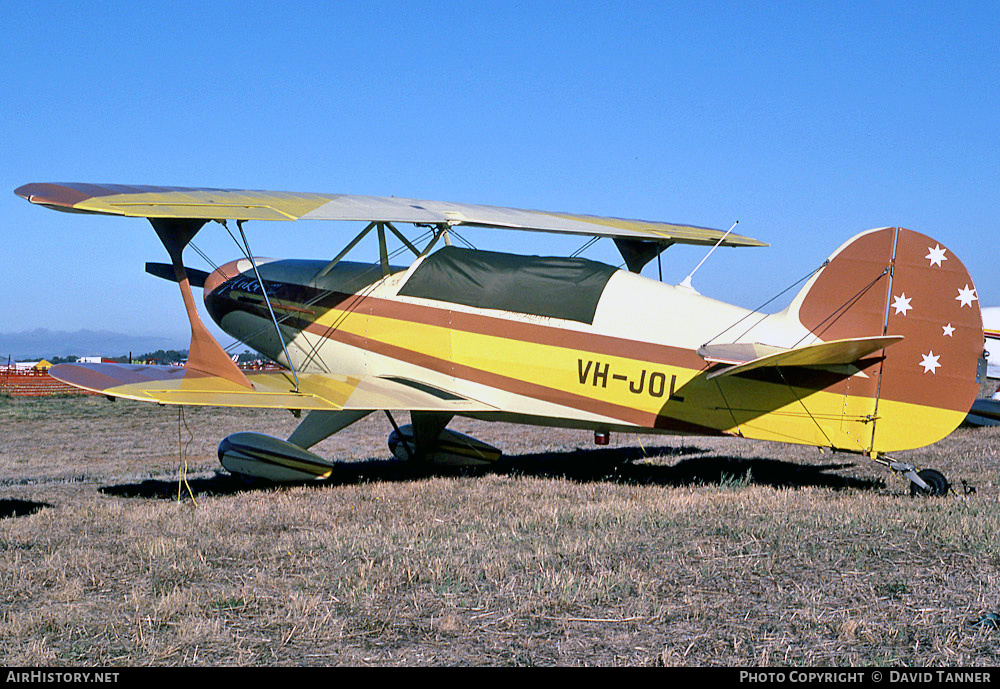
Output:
[
  {"left": 910, "top": 468, "right": 949, "bottom": 497},
  {"left": 387, "top": 429, "right": 419, "bottom": 461}
]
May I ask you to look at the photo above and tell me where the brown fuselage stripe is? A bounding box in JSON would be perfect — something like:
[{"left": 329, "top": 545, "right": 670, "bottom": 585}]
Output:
[
  {"left": 302, "top": 320, "right": 722, "bottom": 435},
  {"left": 226, "top": 286, "right": 974, "bottom": 415},
  {"left": 307, "top": 290, "right": 710, "bottom": 370}
]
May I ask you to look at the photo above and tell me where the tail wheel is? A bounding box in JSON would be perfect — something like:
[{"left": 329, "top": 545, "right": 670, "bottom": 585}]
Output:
[{"left": 910, "top": 468, "right": 950, "bottom": 497}]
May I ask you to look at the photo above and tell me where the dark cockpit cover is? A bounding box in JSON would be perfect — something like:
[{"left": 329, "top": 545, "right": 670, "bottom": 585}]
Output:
[{"left": 398, "top": 246, "right": 617, "bottom": 324}]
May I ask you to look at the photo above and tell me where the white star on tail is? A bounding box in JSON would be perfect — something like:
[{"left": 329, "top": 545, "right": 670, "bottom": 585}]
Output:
[
  {"left": 956, "top": 284, "right": 978, "bottom": 308},
  {"left": 920, "top": 351, "right": 941, "bottom": 374},
  {"left": 942, "top": 323, "right": 955, "bottom": 337},
  {"left": 892, "top": 293, "right": 913, "bottom": 315},
  {"left": 925, "top": 244, "right": 948, "bottom": 267}
]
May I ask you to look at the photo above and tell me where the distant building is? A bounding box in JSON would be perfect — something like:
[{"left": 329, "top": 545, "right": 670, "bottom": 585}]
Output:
[{"left": 13, "top": 360, "right": 53, "bottom": 371}]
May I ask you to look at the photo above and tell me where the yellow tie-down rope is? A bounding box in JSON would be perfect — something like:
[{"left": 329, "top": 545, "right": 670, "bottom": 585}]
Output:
[{"left": 176, "top": 406, "right": 198, "bottom": 505}]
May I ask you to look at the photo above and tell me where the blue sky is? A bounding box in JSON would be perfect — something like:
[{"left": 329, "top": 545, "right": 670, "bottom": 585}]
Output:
[{"left": 2, "top": 1, "right": 998, "bottom": 348}]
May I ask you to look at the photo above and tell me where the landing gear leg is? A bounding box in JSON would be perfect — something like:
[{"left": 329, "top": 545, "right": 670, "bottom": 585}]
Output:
[
  {"left": 872, "top": 454, "right": 950, "bottom": 496},
  {"left": 384, "top": 411, "right": 454, "bottom": 462},
  {"left": 385, "top": 410, "right": 417, "bottom": 460}
]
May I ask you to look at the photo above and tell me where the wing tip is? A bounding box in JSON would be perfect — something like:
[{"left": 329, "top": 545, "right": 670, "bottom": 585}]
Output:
[
  {"left": 725, "top": 236, "right": 769, "bottom": 248},
  {"left": 15, "top": 182, "right": 92, "bottom": 210}
]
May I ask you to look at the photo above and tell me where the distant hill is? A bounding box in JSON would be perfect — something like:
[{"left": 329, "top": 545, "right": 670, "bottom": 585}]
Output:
[{"left": 0, "top": 329, "right": 185, "bottom": 361}]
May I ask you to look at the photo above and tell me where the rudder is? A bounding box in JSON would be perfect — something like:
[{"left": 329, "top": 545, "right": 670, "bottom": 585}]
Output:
[
  {"left": 787, "top": 227, "right": 982, "bottom": 453},
  {"left": 871, "top": 228, "right": 982, "bottom": 452}
]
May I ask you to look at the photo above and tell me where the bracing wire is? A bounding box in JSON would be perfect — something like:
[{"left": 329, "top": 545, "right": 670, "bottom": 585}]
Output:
[
  {"left": 217, "top": 227, "right": 435, "bottom": 367},
  {"left": 447, "top": 227, "right": 478, "bottom": 250},
  {"left": 233, "top": 220, "right": 301, "bottom": 390},
  {"left": 188, "top": 241, "right": 221, "bottom": 274},
  {"left": 206, "top": 222, "right": 436, "bottom": 377},
  {"left": 570, "top": 236, "right": 600, "bottom": 258},
  {"left": 776, "top": 367, "right": 835, "bottom": 448},
  {"left": 703, "top": 260, "right": 830, "bottom": 347},
  {"left": 788, "top": 267, "right": 890, "bottom": 349}
]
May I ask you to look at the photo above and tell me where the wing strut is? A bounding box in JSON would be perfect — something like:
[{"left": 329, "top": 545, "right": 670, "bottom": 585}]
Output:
[
  {"left": 420, "top": 224, "right": 448, "bottom": 255},
  {"left": 375, "top": 223, "right": 395, "bottom": 276},
  {"left": 149, "top": 218, "right": 252, "bottom": 389},
  {"left": 232, "top": 219, "right": 301, "bottom": 392},
  {"left": 384, "top": 222, "right": 420, "bottom": 257},
  {"left": 315, "top": 222, "right": 377, "bottom": 279},
  {"left": 315, "top": 221, "right": 431, "bottom": 281}
]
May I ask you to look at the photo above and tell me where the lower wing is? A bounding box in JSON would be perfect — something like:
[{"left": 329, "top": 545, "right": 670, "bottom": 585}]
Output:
[{"left": 50, "top": 362, "right": 496, "bottom": 412}]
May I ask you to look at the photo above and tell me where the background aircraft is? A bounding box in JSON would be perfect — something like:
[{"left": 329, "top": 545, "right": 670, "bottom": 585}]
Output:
[
  {"left": 984, "top": 307, "right": 1000, "bottom": 379},
  {"left": 15, "top": 183, "right": 985, "bottom": 496},
  {"left": 966, "top": 306, "right": 1000, "bottom": 426}
]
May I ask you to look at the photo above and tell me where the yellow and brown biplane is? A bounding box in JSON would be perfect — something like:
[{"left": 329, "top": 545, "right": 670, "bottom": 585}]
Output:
[{"left": 15, "top": 183, "right": 985, "bottom": 495}]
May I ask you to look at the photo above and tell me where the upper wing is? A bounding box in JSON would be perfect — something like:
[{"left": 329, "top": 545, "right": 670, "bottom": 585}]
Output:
[{"left": 15, "top": 182, "right": 766, "bottom": 248}]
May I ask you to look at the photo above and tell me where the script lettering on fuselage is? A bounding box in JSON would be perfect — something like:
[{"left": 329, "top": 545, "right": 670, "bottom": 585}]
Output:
[
  {"left": 577, "top": 359, "right": 684, "bottom": 401},
  {"left": 216, "top": 276, "right": 282, "bottom": 298}
]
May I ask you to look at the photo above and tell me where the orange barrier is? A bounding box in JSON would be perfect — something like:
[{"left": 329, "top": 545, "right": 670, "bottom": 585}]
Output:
[
  {"left": 0, "top": 362, "right": 284, "bottom": 397},
  {"left": 0, "top": 369, "right": 99, "bottom": 397}
]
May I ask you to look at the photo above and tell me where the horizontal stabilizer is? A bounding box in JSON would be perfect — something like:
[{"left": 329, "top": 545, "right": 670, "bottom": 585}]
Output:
[
  {"left": 145, "top": 262, "right": 209, "bottom": 287},
  {"left": 49, "top": 362, "right": 497, "bottom": 412},
  {"left": 699, "top": 335, "right": 903, "bottom": 380}
]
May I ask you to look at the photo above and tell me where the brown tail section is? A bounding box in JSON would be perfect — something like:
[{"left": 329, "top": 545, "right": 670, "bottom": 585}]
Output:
[{"left": 790, "top": 227, "right": 982, "bottom": 452}]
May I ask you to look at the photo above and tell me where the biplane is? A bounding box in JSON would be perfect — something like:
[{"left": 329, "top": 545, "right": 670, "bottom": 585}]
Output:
[{"left": 15, "top": 183, "right": 985, "bottom": 495}]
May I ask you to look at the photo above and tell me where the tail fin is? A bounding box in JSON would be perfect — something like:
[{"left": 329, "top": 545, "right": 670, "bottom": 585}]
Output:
[{"left": 786, "top": 227, "right": 982, "bottom": 453}]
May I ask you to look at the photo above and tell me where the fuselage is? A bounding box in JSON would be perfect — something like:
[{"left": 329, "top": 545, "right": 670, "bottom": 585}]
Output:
[{"left": 201, "top": 247, "right": 892, "bottom": 452}]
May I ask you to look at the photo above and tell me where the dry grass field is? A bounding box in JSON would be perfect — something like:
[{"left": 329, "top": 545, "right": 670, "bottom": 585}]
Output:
[{"left": 1, "top": 392, "right": 999, "bottom": 666}]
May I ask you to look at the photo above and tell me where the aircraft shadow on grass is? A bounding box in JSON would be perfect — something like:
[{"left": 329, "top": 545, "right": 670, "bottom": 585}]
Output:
[
  {"left": 0, "top": 499, "right": 52, "bottom": 519},
  {"left": 99, "top": 444, "right": 882, "bottom": 500}
]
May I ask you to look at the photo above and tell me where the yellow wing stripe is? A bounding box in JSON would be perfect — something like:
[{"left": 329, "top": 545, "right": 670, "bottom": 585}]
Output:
[{"left": 73, "top": 191, "right": 330, "bottom": 221}]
